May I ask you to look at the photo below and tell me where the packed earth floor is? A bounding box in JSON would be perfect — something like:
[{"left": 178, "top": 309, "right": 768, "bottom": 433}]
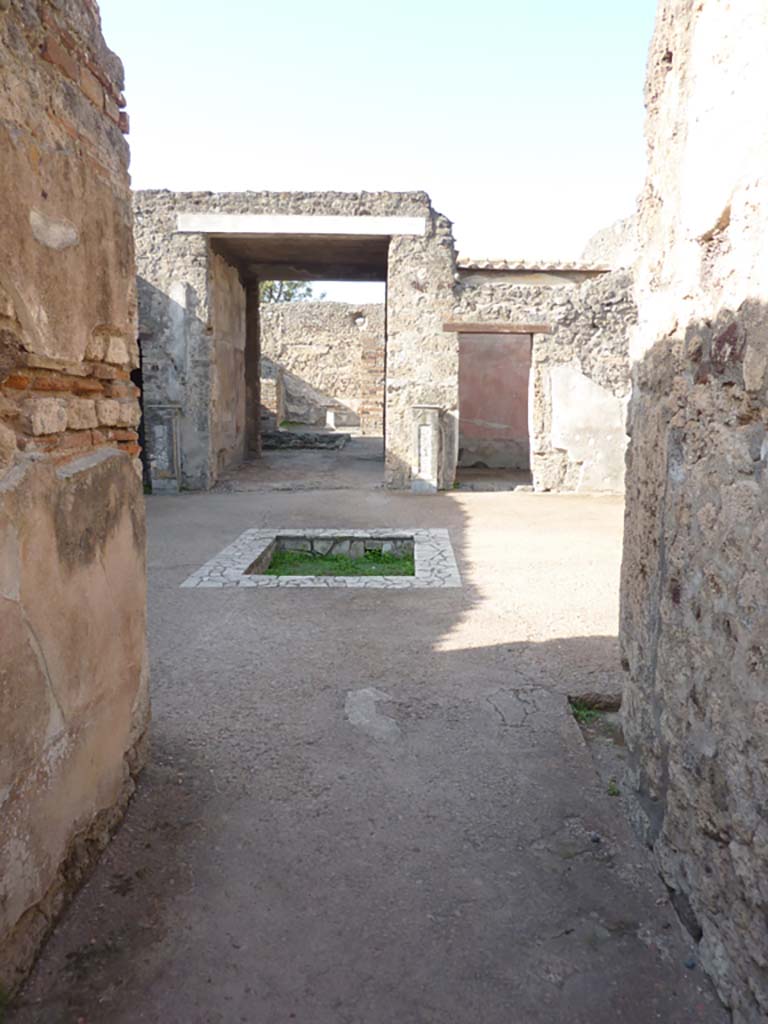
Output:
[{"left": 11, "top": 481, "right": 728, "bottom": 1023}]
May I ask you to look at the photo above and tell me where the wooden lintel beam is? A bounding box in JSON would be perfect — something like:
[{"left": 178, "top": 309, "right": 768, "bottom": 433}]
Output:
[{"left": 443, "top": 321, "right": 552, "bottom": 335}]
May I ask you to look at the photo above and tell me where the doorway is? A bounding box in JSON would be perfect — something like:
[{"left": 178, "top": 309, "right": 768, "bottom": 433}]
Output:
[{"left": 457, "top": 330, "right": 532, "bottom": 489}]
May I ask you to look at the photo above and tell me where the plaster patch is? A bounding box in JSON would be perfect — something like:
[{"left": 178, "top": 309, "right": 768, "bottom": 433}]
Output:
[
  {"left": 29, "top": 210, "right": 79, "bottom": 251},
  {"left": 549, "top": 365, "right": 627, "bottom": 493}
]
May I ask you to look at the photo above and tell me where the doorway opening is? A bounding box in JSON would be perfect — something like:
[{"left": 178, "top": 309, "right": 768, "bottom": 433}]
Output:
[
  {"left": 456, "top": 328, "right": 533, "bottom": 491},
  {"left": 244, "top": 280, "right": 387, "bottom": 492},
  {"left": 206, "top": 222, "right": 391, "bottom": 491}
]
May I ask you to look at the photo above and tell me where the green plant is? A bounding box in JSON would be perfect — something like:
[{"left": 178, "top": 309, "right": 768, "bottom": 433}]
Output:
[
  {"left": 259, "top": 280, "right": 326, "bottom": 303},
  {"left": 265, "top": 548, "right": 414, "bottom": 577},
  {"left": 607, "top": 779, "right": 620, "bottom": 797},
  {"left": 569, "top": 699, "right": 602, "bottom": 725}
]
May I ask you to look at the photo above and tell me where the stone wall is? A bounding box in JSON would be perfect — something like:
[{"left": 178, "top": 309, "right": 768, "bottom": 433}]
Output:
[
  {"left": 455, "top": 269, "right": 635, "bottom": 492},
  {"left": 134, "top": 203, "right": 214, "bottom": 490},
  {"left": 135, "top": 191, "right": 458, "bottom": 490},
  {"left": 581, "top": 215, "right": 638, "bottom": 270},
  {"left": 620, "top": 3, "right": 768, "bottom": 1020},
  {"left": 458, "top": 333, "right": 531, "bottom": 469},
  {"left": 386, "top": 210, "right": 458, "bottom": 488},
  {"left": 260, "top": 301, "right": 385, "bottom": 429},
  {"left": 0, "top": 0, "right": 148, "bottom": 993}
]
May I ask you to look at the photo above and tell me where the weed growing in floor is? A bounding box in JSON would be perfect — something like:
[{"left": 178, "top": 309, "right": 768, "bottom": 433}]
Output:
[
  {"left": 607, "top": 779, "right": 620, "bottom": 797},
  {"left": 569, "top": 699, "right": 603, "bottom": 725},
  {"left": 266, "top": 549, "right": 415, "bottom": 577}
]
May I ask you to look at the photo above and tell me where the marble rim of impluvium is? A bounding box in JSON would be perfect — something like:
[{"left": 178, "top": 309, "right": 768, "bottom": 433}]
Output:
[{"left": 180, "top": 528, "right": 461, "bottom": 589}]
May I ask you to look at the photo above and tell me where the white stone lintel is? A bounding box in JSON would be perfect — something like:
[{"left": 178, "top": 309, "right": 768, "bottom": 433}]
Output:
[{"left": 175, "top": 213, "right": 427, "bottom": 237}]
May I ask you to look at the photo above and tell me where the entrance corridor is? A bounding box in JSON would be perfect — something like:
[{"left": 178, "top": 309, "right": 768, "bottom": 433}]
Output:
[{"left": 11, "top": 488, "right": 727, "bottom": 1023}]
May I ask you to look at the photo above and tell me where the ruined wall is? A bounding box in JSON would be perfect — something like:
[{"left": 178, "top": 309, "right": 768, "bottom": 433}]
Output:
[
  {"left": 581, "top": 215, "right": 638, "bottom": 270},
  {"left": 620, "top": 3, "right": 768, "bottom": 1021},
  {"left": 134, "top": 202, "right": 213, "bottom": 490},
  {"left": 455, "top": 270, "right": 635, "bottom": 492},
  {"left": 135, "top": 191, "right": 458, "bottom": 490},
  {"left": 0, "top": 0, "right": 148, "bottom": 992},
  {"left": 210, "top": 251, "right": 246, "bottom": 474},
  {"left": 386, "top": 212, "right": 458, "bottom": 488},
  {"left": 260, "top": 301, "right": 385, "bottom": 428}
]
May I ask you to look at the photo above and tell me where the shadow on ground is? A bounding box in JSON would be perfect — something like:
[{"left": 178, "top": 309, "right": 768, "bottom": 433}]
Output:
[{"left": 9, "top": 489, "right": 727, "bottom": 1023}]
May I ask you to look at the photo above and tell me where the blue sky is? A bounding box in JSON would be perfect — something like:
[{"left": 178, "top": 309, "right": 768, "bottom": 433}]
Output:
[{"left": 100, "top": 0, "right": 656, "bottom": 300}]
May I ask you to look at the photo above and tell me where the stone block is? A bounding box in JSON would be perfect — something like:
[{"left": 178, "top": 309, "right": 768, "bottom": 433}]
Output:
[
  {"left": 103, "top": 92, "right": 120, "bottom": 124},
  {"left": 40, "top": 34, "right": 78, "bottom": 82},
  {"left": 280, "top": 537, "right": 311, "bottom": 552},
  {"left": 0, "top": 421, "right": 17, "bottom": 471},
  {"left": 95, "top": 398, "right": 120, "bottom": 426},
  {"left": 85, "top": 335, "right": 106, "bottom": 361},
  {"left": 411, "top": 406, "right": 443, "bottom": 493},
  {"left": 66, "top": 398, "right": 97, "bottom": 430},
  {"left": 104, "top": 336, "right": 129, "bottom": 366},
  {"left": 115, "top": 401, "right": 140, "bottom": 428},
  {"left": 25, "top": 397, "right": 67, "bottom": 436},
  {"left": 79, "top": 65, "right": 103, "bottom": 107},
  {"left": 349, "top": 540, "right": 365, "bottom": 559},
  {"left": 312, "top": 539, "right": 334, "bottom": 555}
]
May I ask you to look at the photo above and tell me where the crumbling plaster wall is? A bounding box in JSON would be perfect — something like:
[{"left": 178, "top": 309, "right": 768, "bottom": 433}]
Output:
[
  {"left": 620, "top": 3, "right": 768, "bottom": 1021},
  {"left": 135, "top": 191, "right": 458, "bottom": 490},
  {"left": 455, "top": 270, "right": 635, "bottom": 492},
  {"left": 260, "top": 301, "right": 385, "bottom": 427},
  {"left": 0, "top": 0, "right": 148, "bottom": 993}
]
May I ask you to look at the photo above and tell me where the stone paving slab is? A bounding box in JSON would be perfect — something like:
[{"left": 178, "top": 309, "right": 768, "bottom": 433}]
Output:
[{"left": 181, "top": 527, "right": 462, "bottom": 589}]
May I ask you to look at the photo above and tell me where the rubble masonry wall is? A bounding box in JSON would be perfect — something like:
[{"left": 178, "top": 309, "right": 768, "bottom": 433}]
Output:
[
  {"left": 620, "top": 2, "right": 768, "bottom": 1020},
  {"left": 455, "top": 270, "right": 635, "bottom": 492},
  {"left": 260, "top": 301, "right": 385, "bottom": 430}
]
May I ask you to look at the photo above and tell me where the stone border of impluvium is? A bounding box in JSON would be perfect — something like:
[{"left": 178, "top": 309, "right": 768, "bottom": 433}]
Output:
[{"left": 180, "top": 528, "right": 461, "bottom": 589}]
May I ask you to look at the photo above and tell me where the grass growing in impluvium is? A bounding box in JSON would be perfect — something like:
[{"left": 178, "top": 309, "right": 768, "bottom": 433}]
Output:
[
  {"left": 265, "top": 549, "right": 414, "bottom": 577},
  {"left": 569, "top": 699, "right": 603, "bottom": 725}
]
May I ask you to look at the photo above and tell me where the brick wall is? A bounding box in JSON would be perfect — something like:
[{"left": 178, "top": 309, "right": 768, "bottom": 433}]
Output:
[{"left": 0, "top": 0, "right": 140, "bottom": 468}]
